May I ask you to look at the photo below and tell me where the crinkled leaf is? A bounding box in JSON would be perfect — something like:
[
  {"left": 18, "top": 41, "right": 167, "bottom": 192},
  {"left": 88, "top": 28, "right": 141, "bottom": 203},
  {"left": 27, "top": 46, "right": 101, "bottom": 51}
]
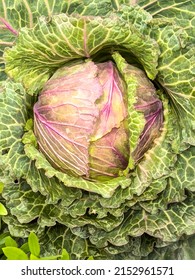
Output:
[
  {"left": 113, "top": 52, "right": 163, "bottom": 169},
  {"left": 2, "top": 215, "right": 40, "bottom": 238},
  {"left": 0, "top": 0, "right": 79, "bottom": 80},
  {"left": 39, "top": 225, "right": 89, "bottom": 260},
  {"left": 2, "top": 180, "right": 124, "bottom": 233},
  {"left": 1, "top": 0, "right": 195, "bottom": 260},
  {"left": 89, "top": 193, "right": 195, "bottom": 248},
  {"left": 4, "top": 12, "right": 159, "bottom": 94},
  {"left": 138, "top": 0, "right": 195, "bottom": 145},
  {"left": 24, "top": 143, "right": 131, "bottom": 197},
  {"left": 139, "top": 0, "right": 195, "bottom": 44}
]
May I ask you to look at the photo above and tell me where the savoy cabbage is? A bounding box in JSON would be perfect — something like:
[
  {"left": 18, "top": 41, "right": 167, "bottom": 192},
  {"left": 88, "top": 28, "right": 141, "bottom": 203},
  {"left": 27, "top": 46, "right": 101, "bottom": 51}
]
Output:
[{"left": 0, "top": 0, "right": 195, "bottom": 259}]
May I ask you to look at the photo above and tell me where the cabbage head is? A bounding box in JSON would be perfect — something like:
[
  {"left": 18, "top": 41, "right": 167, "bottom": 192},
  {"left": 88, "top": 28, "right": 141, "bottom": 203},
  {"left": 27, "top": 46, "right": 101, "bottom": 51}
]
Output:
[
  {"left": 0, "top": 0, "right": 195, "bottom": 260},
  {"left": 33, "top": 60, "right": 163, "bottom": 181}
]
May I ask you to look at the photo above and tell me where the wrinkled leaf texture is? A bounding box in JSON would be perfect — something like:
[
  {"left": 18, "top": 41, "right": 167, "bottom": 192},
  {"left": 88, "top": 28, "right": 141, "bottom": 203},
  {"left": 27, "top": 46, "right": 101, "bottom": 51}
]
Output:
[{"left": 0, "top": 0, "right": 195, "bottom": 259}]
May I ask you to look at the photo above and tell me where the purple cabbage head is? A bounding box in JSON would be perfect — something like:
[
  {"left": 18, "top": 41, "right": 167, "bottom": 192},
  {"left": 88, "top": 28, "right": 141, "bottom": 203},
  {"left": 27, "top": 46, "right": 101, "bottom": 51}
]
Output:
[{"left": 33, "top": 60, "right": 163, "bottom": 181}]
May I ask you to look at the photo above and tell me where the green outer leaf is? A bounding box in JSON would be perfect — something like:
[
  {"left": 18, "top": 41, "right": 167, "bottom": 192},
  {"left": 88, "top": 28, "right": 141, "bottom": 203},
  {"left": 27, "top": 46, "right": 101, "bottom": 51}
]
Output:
[
  {"left": 139, "top": 0, "right": 195, "bottom": 44},
  {"left": 138, "top": 0, "right": 195, "bottom": 145},
  {"left": 2, "top": 180, "right": 124, "bottom": 233},
  {"left": 4, "top": 12, "right": 159, "bottom": 94},
  {"left": 113, "top": 52, "right": 145, "bottom": 169},
  {"left": 89, "top": 193, "right": 195, "bottom": 248},
  {"left": 0, "top": 0, "right": 124, "bottom": 81},
  {"left": 24, "top": 143, "right": 131, "bottom": 198},
  {"left": 28, "top": 231, "right": 40, "bottom": 257},
  {"left": 2, "top": 215, "right": 40, "bottom": 238},
  {"left": 39, "top": 225, "right": 90, "bottom": 260},
  {"left": 145, "top": 234, "right": 195, "bottom": 260},
  {"left": 140, "top": 146, "right": 195, "bottom": 214},
  {"left": 155, "top": 25, "right": 195, "bottom": 145},
  {"left": 171, "top": 147, "right": 195, "bottom": 193},
  {"left": 124, "top": 93, "right": 176, "bottom": 198},
  {"left": 2, "top": 246, "right": 28, "bottom": 260},
  {"left": 0, "top": 81, "right": 33, "bottom": 178}
]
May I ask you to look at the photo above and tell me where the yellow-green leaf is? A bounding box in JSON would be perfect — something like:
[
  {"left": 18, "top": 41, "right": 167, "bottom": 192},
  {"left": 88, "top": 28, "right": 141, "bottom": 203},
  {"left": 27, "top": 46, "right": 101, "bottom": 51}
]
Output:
[
  {"left": 28, "top": 232, "right": 40, "bottom": 257},
  {"left": 0, "top": 203, "right": 7, "bottom": 216},
  {"left": 2, "top": 247, "right": 28, "bottom": 260},
  {"left": 4, "top": 236, "right": 18, "bottom": 248}
]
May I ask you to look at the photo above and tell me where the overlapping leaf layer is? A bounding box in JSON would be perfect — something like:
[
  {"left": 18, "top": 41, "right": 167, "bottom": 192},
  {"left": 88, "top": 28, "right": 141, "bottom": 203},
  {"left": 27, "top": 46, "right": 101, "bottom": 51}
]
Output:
[{"left": 0, "top": 0, "right": 195, "bottom": 259}]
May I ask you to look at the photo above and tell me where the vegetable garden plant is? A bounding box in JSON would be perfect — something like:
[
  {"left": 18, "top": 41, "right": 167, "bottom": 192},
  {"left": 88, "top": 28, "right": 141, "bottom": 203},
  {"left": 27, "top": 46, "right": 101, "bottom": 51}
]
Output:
[{"left": 0, "top": 0, "right": 195, "bottom": 260}]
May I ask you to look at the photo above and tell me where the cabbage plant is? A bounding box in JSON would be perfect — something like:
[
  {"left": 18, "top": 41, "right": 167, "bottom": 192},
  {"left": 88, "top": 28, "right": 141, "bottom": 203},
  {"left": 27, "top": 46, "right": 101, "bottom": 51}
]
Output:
[{"left": 0, "top": 0, "right": 195, "bottom": 259}]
